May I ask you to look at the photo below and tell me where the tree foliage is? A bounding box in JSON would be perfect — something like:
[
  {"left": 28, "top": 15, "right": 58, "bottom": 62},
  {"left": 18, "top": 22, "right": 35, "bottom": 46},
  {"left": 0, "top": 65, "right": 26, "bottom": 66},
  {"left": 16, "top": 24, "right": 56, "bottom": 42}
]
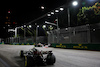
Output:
[{"left": 77, "top": 2, "right": 100, "bottom": 25}]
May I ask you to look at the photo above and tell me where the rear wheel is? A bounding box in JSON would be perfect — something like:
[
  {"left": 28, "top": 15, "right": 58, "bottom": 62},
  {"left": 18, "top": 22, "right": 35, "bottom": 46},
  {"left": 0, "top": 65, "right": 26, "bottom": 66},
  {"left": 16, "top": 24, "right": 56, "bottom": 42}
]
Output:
[
  {"left": 46, "top": 54, "right": 56, "bottom": 65},
  {"left": 35, "top": 56, "right": 44, "bottom": 65},
  {"left": 24, "top": 56, "right": 34, "bottom": 67}
]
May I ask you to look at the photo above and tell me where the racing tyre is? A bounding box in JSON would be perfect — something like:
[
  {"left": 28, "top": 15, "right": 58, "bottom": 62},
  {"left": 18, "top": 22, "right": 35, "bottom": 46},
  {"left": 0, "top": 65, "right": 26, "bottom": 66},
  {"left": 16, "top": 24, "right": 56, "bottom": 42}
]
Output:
[
  {"left": 24, "top": 56, "right": 34, "bottom": 67},
  {"left": 46, "top": 54, "right": 56, "bottom": 65},
  {"left": 20, "top": 50, "right": 24, "bottom": 57},
  {"left": 35, "top": 56, "right": 44, "bottom": 65}
]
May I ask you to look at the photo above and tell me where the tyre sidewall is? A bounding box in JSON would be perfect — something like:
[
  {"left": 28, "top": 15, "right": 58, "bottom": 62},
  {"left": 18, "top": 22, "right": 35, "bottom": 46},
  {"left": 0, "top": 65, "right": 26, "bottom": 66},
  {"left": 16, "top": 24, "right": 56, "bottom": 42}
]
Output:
[
  {"left": 46, "top": 54, "right": 56, "bottom": 65},
  {"left": 24, "top": 56, "right": 34, "bottom": 67}
]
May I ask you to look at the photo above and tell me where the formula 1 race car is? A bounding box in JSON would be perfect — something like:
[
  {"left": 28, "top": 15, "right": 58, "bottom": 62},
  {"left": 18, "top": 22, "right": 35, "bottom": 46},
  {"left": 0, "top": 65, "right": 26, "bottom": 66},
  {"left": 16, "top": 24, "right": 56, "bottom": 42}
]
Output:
[{"left": 20, "top": 47, "right": 56, "bottom": 67}]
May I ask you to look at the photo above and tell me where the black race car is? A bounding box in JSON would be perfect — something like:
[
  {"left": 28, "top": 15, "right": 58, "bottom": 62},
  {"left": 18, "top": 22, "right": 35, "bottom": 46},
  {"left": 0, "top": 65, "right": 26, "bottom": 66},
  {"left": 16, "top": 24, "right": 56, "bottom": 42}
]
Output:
[{"left": 20, "top": 47, "right": 56, "bottom": 67}]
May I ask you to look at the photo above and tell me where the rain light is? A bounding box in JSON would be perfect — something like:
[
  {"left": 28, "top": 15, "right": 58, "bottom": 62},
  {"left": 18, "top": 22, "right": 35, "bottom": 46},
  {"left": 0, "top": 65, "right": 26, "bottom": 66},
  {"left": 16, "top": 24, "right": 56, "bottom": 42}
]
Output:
[{"left": 8, "top": 11, "right": 11, "bottom": 13}]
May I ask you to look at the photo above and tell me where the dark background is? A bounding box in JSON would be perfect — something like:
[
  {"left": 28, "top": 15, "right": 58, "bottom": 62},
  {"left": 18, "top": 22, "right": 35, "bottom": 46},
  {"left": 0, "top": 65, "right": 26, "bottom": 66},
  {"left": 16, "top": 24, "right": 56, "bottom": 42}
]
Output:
[{"left": 0, "top": 0, "right": 99, "bottom": 38}]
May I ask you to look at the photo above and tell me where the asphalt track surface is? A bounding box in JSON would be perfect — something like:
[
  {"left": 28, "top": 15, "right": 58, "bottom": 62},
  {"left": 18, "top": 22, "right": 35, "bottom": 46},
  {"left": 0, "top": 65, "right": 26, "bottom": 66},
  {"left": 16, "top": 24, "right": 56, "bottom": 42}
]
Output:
[
  {"left": 0, "top": 59, "right": 5, "bottom": 67},
  {"left": 0, "top": 44, "right": 100, "bottom": 67}
]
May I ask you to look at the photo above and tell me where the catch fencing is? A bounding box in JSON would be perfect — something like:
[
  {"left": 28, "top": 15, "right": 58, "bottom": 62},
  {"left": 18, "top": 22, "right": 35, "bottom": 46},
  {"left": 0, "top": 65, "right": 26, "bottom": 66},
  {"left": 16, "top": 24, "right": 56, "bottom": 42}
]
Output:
[
  {"left": 48, "top": 23, "right": 100, "bottom": 44},
  {"left": 5, "top": 23, "right": 100, "bottom": 44},
  {"left": 5, "top": 36, "right": 47, "bottom": 44}
]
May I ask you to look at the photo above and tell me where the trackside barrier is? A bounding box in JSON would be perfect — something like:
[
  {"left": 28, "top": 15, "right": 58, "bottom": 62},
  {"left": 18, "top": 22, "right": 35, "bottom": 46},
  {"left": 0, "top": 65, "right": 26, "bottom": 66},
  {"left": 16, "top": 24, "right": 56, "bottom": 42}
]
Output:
[
  {"left": 10, "top": 43, "right": 36, "bottom": 45},
  {"left": 0, "top": 42, "right": 4, "bottom": 44},
  {"left": 51, "top": 43, "right": 100, "bottom": 51}
]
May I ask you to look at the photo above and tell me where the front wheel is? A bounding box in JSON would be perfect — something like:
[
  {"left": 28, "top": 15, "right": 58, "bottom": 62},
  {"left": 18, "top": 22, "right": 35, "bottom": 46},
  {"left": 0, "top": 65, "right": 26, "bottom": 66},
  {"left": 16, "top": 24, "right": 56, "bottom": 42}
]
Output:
[
  {"left": 46, "top": 54, "right": 56, "bottom": 65},
  {"left": 20, "top": 50, "right": 24, "bottom": 57}
]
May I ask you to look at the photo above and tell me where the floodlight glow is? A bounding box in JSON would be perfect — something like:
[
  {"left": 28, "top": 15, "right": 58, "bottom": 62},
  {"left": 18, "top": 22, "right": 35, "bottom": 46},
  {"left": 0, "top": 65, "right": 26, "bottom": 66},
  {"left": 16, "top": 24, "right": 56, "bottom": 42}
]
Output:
[
  {"left": 51, "top": 12, "right": 54, "bottom": 14},
  {"left": 29, "top": 25, "right": 32, "bottom": 28},
  {"left": 72, "top": 1, "right": 78, "bottom": 6},
  {"left": 43, "top": 25, "right": 46, "bottom": 28},
  {"left": 21, "top": 26, "right": 24, "bottom": 28},
  {"left": 37, "top": 25, "right": 39, "bottom": 27},
  {"left": 41, "top": 6, "right": 45, "bottom": 9},
  {"left": 3, "top": 27, "right": 5, "bottom": 29},
  {"left": 60, "top": 8, "right": 64, "bottom": 11},
  {"left": 55, "top": 10, "right": 59, "bottom": 12},
  {"left": 8, "top": 25, "right": 10, "bottom": 27},
  {"left": 47, "top": 14, "right": 51, "bottom": 16},
  {"left": 65, "top": 28, "right": 68, "bottom": 30},
  {"left": 24, "top": 25, "right": 26, "bottom": 27}
]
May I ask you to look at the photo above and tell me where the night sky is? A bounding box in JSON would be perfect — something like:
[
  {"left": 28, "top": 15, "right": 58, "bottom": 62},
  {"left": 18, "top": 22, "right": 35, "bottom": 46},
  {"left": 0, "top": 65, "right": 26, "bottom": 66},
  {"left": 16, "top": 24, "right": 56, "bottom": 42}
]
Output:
[
  {"left": 0, "top": 0, "right": 68, "bottom": 38},
  {"left": 0, "top": 0, "right": 99, "bottom": 38},
  {"left": 0, "top": 0, "right": 68, "bottom": 24}
]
